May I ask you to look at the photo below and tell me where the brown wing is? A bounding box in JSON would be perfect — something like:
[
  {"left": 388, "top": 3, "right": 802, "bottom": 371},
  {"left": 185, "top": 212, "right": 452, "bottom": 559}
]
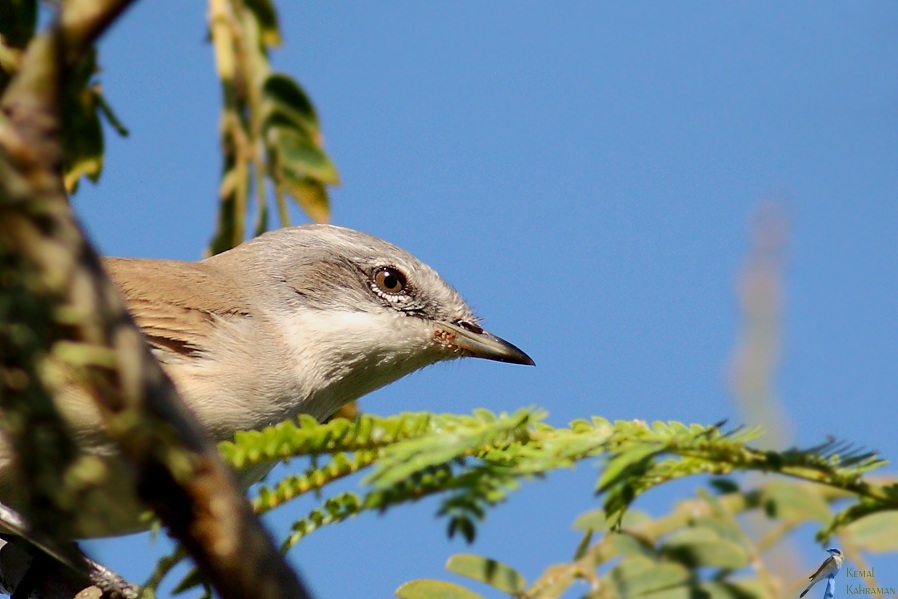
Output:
[
  {"left": 807, "top": 556, "right": 833, "bottom": 580},
  {"left": 104, "top": 257, "right": 250, "bottom": 358}
]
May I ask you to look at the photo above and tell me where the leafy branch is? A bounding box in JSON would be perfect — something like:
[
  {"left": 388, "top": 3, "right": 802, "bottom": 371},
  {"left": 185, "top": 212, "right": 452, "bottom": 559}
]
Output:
[
  {"left": 0, "top": 0, "right": 129, "bottom": 194},
  {"left": 235, "top": 411, "right": 893, "bottom": 544},
  {"left": 207, "top": 0, "right": 339, "bottom": 255},
  {"left": 402, "top": 477, "right": 898, "bottom": 599},
  {"left": 153, "top": 409, "right": 897, "bottom": 596}
]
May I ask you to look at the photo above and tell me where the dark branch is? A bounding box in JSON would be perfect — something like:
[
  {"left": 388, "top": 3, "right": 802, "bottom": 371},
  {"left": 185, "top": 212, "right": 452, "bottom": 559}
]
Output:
[
  {"left": 58, "top": 0, "right": 137, "bottom": 68},
  {"left": 0, "top": 1, "right": 312, "bottom": 598}
]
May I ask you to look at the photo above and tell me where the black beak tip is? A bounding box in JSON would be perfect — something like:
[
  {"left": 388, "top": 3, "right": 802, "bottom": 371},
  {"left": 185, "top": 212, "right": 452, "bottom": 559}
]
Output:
[
  {"left": 501, "top": 342, "right": 535, "bottom": 367},
  {"left": 447, "top": 321, "right": 535, "bottom": 367},
  {"left": 518, "top": 353, "right": 536, "bottom": 367}
]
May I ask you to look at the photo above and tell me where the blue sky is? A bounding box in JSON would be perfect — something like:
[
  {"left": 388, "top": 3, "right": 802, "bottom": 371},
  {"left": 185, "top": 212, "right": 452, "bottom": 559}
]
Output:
[{"left": 71, "top": 2, "right": 898, "bottom": 597}]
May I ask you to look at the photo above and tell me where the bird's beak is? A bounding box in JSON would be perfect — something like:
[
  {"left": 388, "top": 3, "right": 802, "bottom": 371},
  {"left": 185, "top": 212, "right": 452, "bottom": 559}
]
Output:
[{"left": 436, "top": 321, "right": 535, "bottom": 366}]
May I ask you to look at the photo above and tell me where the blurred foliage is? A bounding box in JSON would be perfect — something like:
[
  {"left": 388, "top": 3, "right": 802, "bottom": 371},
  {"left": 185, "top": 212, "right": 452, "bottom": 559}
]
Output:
[
  {"left": 403, "top": 483, "right": 898, "bottom": 599},
  {"left": 60, "top": 48, "right": 129, "bottom": 193},
  {"left": 0, "top": 0, "right": 128, "bottom": 193},
  {"left": 146, "top": 410, "right": 898, "bottom": 598},
  {"left": 2, "top": 0, "right": 335, "bottom": 248},
  {"left": 0, "top": 0, "right": 36, "bottom": 92},
  {"left": 207, "top": 0, "right": 338, "bottom": 256}
]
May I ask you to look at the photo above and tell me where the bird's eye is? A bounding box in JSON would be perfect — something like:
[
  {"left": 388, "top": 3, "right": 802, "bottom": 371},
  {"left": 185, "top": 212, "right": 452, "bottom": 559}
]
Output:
[{"left": 373, "top": 267, "right": 407, "bottom": 294}]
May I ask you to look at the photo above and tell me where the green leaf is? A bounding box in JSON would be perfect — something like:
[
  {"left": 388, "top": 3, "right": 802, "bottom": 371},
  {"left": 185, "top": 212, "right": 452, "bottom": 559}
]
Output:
[
  {"left": 272, "top": 127, "right": 340, "bottom": 184},
  {"left": 282, "top": 176, "right": 329, "bottom": 224},
  {"left": 573, "top": 530, "right": 592, "bottom": 560},
  {"left": 447, "top": 516, "right": 477, "bottom": 544},
  {"left": 761, "top": 481, "right": 831, "bottom": 523},
  {"left": 696, "top": 580, "right": 767, "bottom": 599},
  {"left": 95, "top": 92, "right": 130, "bottom": 137},
  {"left": 612, "top": 534, "right": 655, "bottom": 558},
  {"left": 263, "top": 74, "right": 319, "bottom": 132},
  {"left": 597, "top": 444, "right": 660, "bottom": 492},
  {"left": 171, "top": 565, "right": 204, "bottom": 595},
  {"left": 62, "top": 51, "right": 105, "bottom": 192},
  {"left": 708, "top": 477, "right": 740, "bottom": 494},
  {"left": 445, "top": 554, "right": 525, "bottom": 594},
  {"left": 689, "top": 515, "right": 752, "bottom": 554},
  {"left": 244, "top": 0, "right": 281, "bottom": 46},
  {"left": 642, "top": 588, "right": 693, "bottom": 599},
  {"left": 609, "top": 557, "right": 690, "bottom": 597},
  {"left": 661, "top": 528, "right": 749, "bottom": 569},
  {"left": 844, "top": 511, "right": 898, "bottom": 552},
  {"left": 573, "top": 508, "right": 651, "bottom": 533},
  {"left": 58, "top": 49, "right": 126, "bottom": 193},
  {"left": 395, "top": 580, "right": 484, "bottom": 599},
  {"left": 367, "top": 410, "right": 532, "bottom": 488}
]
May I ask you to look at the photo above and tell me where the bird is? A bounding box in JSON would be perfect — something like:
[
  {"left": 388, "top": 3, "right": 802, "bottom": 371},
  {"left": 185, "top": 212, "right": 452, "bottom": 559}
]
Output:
[
  {"left": 799, "top": 548, "right": 843, "bottom": 598},
  {"left": 0, "top": 224, "right": 534, "bottom": 538}
]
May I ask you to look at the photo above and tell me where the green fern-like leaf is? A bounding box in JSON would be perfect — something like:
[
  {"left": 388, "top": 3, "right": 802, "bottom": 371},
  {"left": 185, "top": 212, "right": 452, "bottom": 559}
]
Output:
[{"left": 155, "top": 409, "right": 898, "bottom": 594}]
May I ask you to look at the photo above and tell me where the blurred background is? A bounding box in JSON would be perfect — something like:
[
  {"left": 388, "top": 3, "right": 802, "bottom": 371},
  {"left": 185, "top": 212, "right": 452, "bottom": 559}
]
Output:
[{"left": 72, "top": 2, "right": 898, "bottom": 597}]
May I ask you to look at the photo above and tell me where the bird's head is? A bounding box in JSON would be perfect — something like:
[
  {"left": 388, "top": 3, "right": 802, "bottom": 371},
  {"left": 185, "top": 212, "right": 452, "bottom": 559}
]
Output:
[
  {"left": 826, "top": 549, "right": 842, "bottom": 556},
  {"left": 218, "top": 224, "right": 533, "bottom": 418}
]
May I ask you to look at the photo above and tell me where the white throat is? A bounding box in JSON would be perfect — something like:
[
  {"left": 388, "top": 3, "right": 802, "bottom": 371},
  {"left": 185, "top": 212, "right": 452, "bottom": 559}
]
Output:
[{"left": 277, "top": 309, "right": 444, "bottom": 421}]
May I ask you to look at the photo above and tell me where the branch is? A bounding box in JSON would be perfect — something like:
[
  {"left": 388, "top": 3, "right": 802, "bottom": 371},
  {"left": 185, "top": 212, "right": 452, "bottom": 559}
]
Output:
[
  {"left": 58, "top": 0, "right": 136, "bottom": 68},
  {"left": 0, "top": 1, "right": 311, "bottom": 598}
]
